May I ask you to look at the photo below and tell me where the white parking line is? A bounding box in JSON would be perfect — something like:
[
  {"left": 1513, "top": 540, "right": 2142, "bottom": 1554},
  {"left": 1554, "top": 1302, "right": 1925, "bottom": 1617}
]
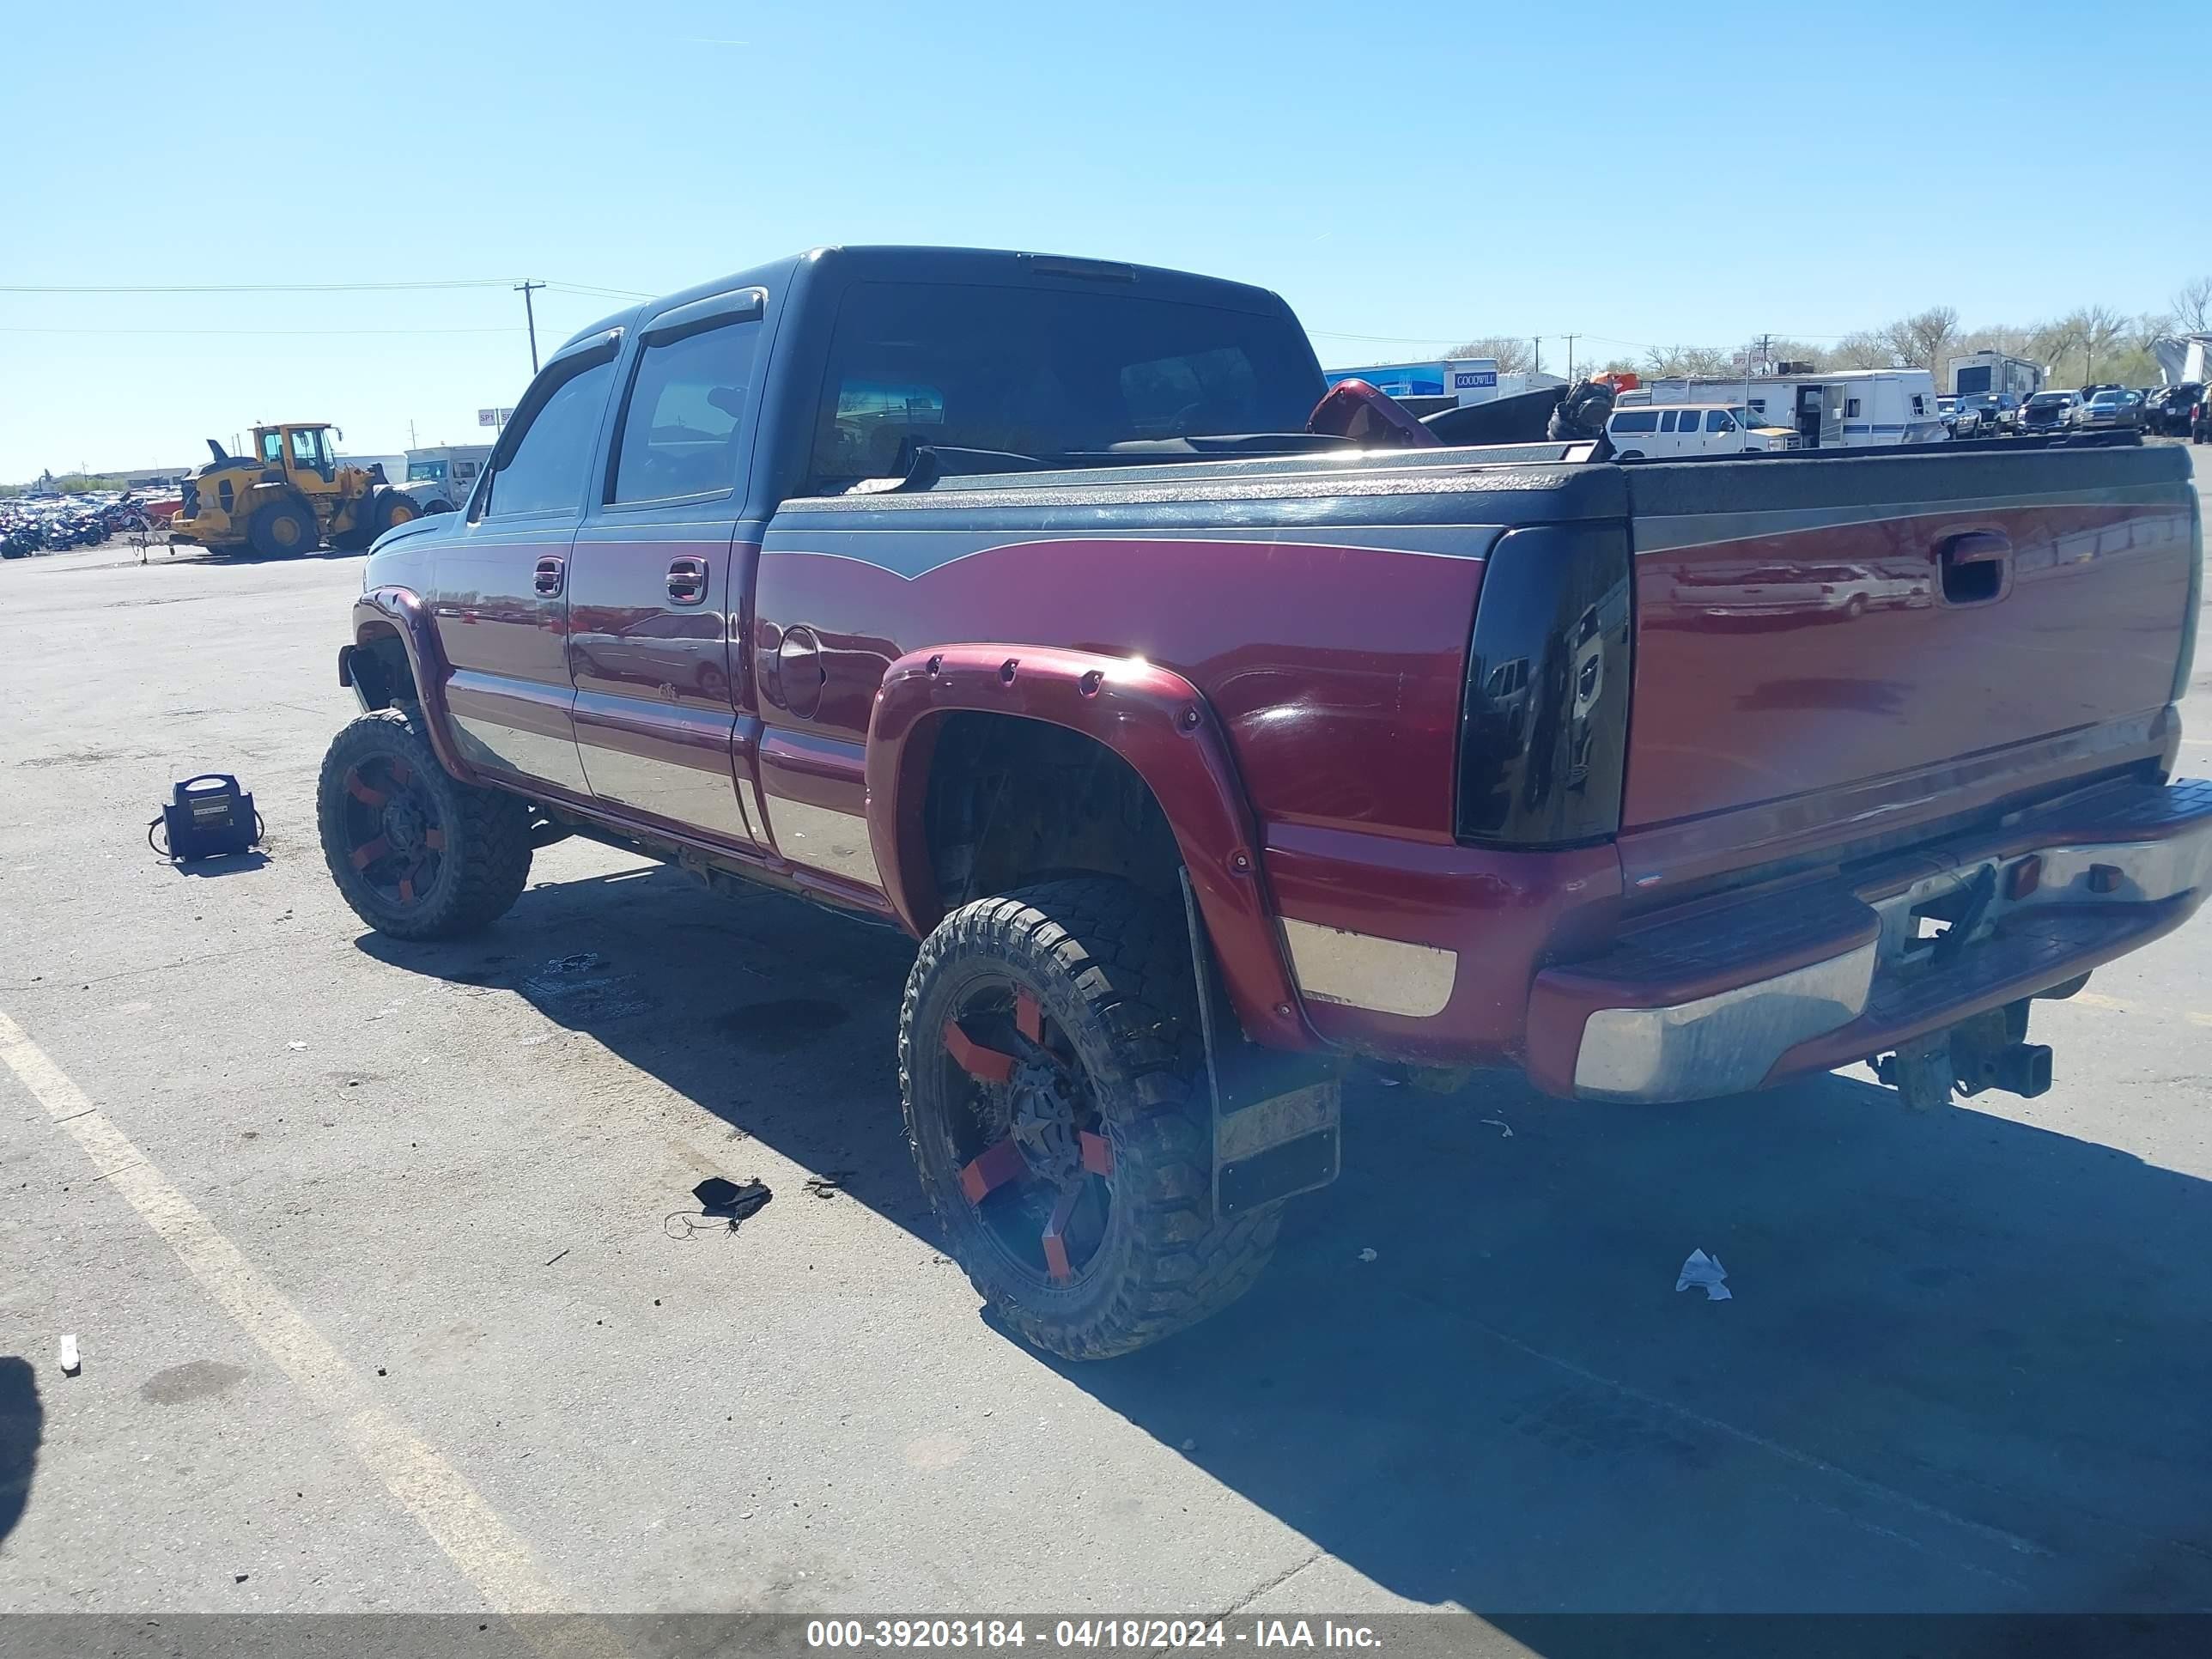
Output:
[{"left": 0, "top": 1006, "right": 623, "bottom": 1656}]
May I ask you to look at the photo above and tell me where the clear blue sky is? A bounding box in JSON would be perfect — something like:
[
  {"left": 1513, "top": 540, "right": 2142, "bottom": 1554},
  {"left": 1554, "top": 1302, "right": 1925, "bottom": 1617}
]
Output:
[{"left": 4, "top": 0, "right": 2206, "bottom": 480}]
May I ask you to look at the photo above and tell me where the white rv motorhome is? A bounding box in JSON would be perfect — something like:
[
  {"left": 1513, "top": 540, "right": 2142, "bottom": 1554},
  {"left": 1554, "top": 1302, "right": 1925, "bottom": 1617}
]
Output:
[
  {"left": 1618, "top": 368, "right": 1946, "bottom": 448},
  {"left": 1947, "top": 352, "right": 2044, "bottom": 399}
]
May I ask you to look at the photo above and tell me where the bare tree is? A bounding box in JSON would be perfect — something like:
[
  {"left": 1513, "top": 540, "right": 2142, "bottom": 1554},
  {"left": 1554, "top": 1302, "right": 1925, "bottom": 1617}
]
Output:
[
  {"left": 1448, "top": 335, "right": 1534, "bottom": 374},
  {"left": 2172, "top": 276, "right": 2212, "bottom": 334},
  {"left": 1954, "top": 323, "right": 2037, "bottom": 362},
  {"left": 1832, "top": 330, "right": 1894, "bottom": 368},
  {"left": 1643, "top": 344, "right": 1735, "bottom": 378},
  {"left": 2045, "top": 305, "right": 2129, "bottom": 382},
  {"left": 1877, "top": 306, "right": 1961, "bottom": 374}
]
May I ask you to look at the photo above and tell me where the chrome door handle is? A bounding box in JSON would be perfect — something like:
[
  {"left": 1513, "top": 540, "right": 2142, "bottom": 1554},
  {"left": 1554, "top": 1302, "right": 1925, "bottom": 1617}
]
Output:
[
  {"left": 533, "top": 556, "right": 565, "bottom": 598},
  {"left": 666, "top": 556, "right": 708, "bottom": 605}
]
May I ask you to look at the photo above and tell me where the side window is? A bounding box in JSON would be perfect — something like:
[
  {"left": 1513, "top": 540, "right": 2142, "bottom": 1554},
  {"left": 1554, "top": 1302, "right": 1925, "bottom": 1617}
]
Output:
[
  {"left": 1611, "top": 410, "right": 1658, "bottom": 434},
  {"left": 1911, "top": 394, "right": 1926, "bottom": 415},
  {"left": 1706, "top": 410, "right": 1737, "bottom": 433},
  {"left": 480, "top": 358, "right": 615, "bottom": 520},
  {"left": 610, "top": 318, "right": 763, "bottom": 503},
  {"left": 1845, "top": 398, "right": 1863, "bottom": 418},
  {"left": 291, "top": 430, "right": 324, "bottom": 468},
  {"left": 262, "top": 432, "right": 284, "bottom": 465},
  {"left": 1659, "top": 410, "right": 1678, "bottom": 433}
]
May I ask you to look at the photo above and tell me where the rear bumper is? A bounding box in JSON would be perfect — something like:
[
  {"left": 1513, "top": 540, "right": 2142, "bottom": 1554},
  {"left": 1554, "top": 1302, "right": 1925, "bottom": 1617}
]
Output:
[{"left": 1523, "top": 778, "right": 2212, "bottom": 1101}]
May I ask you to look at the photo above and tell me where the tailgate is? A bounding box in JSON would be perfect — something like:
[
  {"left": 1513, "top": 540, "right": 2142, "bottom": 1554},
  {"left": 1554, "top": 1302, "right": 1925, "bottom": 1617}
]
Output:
[{"left": 1619, "top": 444, "right": 2200, "bottom": 898}]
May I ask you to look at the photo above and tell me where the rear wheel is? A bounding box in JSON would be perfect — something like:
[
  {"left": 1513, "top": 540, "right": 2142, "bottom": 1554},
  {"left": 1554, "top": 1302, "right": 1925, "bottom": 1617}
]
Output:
[
  {"left": 899, "top": 878, "right": 1279, "bottom": 1360},
  {"left": 247, "top": 496, "right": 317, "bottom": 557},
  {"left": 317, "top": 709, "right": 532, "bottom": 939}
]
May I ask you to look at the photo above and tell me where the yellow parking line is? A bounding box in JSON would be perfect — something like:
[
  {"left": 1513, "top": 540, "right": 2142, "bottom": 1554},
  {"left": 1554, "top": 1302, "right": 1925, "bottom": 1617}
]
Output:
[
  {"left": 2048, "top": 992, "right": 2212, "bottom": 1028},
  {"left": 0, "top": 1006, "right": 622, "bottom": 1656}
]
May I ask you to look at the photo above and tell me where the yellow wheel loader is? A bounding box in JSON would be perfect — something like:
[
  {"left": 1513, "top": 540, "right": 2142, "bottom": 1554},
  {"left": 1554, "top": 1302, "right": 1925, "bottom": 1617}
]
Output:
[{"left": 169, "top": 423, "right": 431, "bottom": 556}]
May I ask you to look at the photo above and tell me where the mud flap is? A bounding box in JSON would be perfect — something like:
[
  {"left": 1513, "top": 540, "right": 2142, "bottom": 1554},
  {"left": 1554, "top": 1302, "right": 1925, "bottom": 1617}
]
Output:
[{"left": 1180, "top": 873, "right": 1341, "bottom": 1218}]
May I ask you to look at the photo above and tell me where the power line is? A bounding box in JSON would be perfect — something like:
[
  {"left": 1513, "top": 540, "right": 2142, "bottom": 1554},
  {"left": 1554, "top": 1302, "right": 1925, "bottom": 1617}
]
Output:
[
  {"left": 1, "top": 325, "right": 521, "bottom": 337},
  {"left": 546, "top": 281, "right": 657, "bottom": 301},
  {"left": 0, "top": 276, "right": 658, "bottom": 301},
  {"left": 1308, "top": 328, "right": 1465, "bottom": 345},
  {"left": 0, "top": 278, "right": 532, "bottom": 295}
]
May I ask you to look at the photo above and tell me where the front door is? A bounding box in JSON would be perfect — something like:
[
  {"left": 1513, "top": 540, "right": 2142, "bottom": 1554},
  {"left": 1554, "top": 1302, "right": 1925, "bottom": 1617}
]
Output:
[
  {"left": 433, "top": 336, "right": 619, "bottom": 797},
  {"left": 567, "top": 288, "right": 768, "bottom": 848}
]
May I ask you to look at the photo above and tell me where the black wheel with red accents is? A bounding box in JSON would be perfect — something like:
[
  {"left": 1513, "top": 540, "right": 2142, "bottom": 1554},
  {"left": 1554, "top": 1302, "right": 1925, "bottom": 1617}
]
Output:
[
  {"left": 316, "top": 709, "right": 532, "bottom": 939},
  {"left": 899, "top": 878, "right": 1279, "bottom": 1359}
]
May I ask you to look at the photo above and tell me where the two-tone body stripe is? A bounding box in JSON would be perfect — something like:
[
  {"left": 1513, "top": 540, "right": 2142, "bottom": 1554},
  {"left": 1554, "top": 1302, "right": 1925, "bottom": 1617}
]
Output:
[{"left": 757, "top": 523, "right": 1509, "bottom": 580}]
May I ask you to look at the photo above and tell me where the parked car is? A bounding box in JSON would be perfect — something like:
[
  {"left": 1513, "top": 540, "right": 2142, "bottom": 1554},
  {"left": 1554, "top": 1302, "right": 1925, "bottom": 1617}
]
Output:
[
  {"left": 311, "top": 243, "right": 2212, "bottom": 1360},
  {"left": 1604, "top": 403, "right": 1797, "bottom": 459},
  {"left": 1946, "top": 401, "right": 1985, "bottom": 440},
  {"left": 1961, "top": 391, "right": 2021, "bottom": 434},
  {"left": 2072, "top": 389, "right": 2142, "bottom": 430},
  {"left": 2143, "top": 382, "right": 2203, "bottom": 436},
  {"left": 2194, "top": 388, "right": 2212, "bottom": 444},
  {"left": 2018, "top": 391, "right": 2077, "bottom": 434}
]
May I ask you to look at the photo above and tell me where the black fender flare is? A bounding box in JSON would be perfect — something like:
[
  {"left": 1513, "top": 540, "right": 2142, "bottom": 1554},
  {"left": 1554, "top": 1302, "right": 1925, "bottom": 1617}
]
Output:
[
  {"left": 342, "top": 586, "right": 477, "bottom": 784},
  {"left": 866, "top": 642, "right": 1313, "bottom": 1053}
]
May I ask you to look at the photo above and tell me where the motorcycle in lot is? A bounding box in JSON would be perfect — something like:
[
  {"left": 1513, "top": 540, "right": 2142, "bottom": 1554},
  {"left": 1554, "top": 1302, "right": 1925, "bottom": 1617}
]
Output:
[{"left": 0, "top": 490, "right": 146, "bottom": 556}]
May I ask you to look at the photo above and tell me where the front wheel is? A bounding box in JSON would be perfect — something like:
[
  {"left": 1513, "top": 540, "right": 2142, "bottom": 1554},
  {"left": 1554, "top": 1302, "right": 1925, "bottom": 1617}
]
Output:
[
  {"left": 248, "top": 496, "right": 317, "bottom": 557},
  {"left": 317, "top": 709, "right": 532, "bottom": 939},
  {"left": 373, "top": 489, "right": 421, "bottom": 537},
  {"left": 898, "top": 878, "right": 1279, "bottom": 1360}
]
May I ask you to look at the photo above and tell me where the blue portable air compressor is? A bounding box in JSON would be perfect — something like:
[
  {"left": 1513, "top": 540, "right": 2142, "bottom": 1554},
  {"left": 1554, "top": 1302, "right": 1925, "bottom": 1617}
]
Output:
[{"left": 149, "top": 774, "right": 262, "bottom": 861}]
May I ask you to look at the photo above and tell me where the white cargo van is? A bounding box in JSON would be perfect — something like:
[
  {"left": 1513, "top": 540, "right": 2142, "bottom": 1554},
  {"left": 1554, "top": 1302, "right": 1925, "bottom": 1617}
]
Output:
[{"left": 1605, "top": 404, "right": 1798, "bottom": 459}]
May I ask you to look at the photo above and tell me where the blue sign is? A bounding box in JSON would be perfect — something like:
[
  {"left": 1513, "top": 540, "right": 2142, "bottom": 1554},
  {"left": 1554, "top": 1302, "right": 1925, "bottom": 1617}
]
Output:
[{"left": 1454, "top": 370, "right": 1498, "bottom": 390}]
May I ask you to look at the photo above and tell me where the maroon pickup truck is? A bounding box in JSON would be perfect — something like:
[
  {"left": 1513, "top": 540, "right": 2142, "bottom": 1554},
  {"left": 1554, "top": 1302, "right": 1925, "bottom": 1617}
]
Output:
[{"left": 319, "top": 246, "right": 2209, "bottom": 1358}]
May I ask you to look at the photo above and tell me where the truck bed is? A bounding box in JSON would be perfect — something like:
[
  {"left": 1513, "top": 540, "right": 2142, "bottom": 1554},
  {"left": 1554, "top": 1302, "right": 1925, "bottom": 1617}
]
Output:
[{"left": 766, "top": 437, "right": 2198, "bottom": 1073}]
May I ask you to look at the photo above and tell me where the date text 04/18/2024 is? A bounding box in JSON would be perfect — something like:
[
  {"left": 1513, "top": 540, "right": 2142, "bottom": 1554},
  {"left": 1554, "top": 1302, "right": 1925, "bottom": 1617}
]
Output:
[{"left": 805, "top": 1621, "right": 1383, "bottom": 1650}]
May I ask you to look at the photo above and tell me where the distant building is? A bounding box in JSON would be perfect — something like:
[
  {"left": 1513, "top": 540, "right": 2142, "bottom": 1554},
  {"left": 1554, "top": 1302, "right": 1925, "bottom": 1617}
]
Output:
[{"left": 1323, "top": 357, "right": 1565, "bottom": 416}]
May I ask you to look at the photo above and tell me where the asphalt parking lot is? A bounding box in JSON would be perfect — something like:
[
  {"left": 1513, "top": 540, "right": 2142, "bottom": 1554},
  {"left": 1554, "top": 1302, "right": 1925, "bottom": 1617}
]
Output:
[{"left": 3, "top": 447, "right": 2211, "bottom": 1635}]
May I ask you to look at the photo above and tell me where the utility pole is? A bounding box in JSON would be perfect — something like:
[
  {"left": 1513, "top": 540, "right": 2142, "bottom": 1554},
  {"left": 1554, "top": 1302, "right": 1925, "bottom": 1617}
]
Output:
[
  {"left": 409, "top": 420, "right": 417, "bottom": 449},
  {"left": 515, "top": 281, "right": 546, "bottom": 374},
  {"left": 1532, "top": 337, "right": 1541, "bottom": 378},
  {"left": 1565, "top": 333, "right": 1578, "bottom": 380}
]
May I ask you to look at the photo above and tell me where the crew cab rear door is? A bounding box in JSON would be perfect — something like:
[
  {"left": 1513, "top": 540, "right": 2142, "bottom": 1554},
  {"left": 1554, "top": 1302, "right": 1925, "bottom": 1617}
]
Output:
[
  {"left": 566, "top": 287, "right": 769, "bottom": 848},
  {"left": 432, "top": 332, "right": 620, "bottom": 796}
]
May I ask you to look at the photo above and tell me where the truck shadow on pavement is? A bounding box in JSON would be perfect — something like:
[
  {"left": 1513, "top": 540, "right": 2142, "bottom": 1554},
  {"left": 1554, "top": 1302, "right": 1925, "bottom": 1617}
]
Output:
[
  {"left": 359, "top": 863, "right": 2212, "bottom": 1620},
  {"left": 0, "top": 1357, "right": 41, "bottom": 1550}
]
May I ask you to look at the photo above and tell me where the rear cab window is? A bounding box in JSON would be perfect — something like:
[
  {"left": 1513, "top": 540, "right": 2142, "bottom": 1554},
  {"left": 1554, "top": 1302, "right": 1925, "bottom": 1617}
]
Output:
[{"left": 805, "top": 281, "right": 1322, "bottom": 489}]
